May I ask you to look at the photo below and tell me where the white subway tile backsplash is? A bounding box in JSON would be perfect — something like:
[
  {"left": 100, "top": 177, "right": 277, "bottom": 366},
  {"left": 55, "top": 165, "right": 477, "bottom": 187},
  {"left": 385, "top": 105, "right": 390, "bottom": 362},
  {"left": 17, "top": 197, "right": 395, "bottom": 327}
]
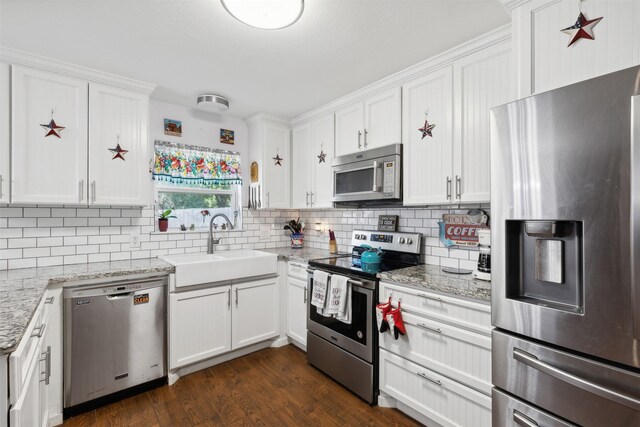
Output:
[
  {"left": 64, "top": 254, "right": 88, "bottom": 265},
  {"left": 52, "top": 208, "right": 76, "bottom": 217},
  {"left": 23, "top": 247, "right": 50, "bottom": 258},
  {"left": 38, "top": 218, "right": 64, "bottom": 227},
  {"left": 0, "top": 208, "right": 23, "bottom": 217},
  {"left": 9, "top": 218, "right": 37, "bottom": 228},
  {"left": 8, "top": 238, "right": 37, "bottom": 249},
  {"left": 37, "top": 237, "right": 64, "bottom": 247},
  {"left": 64, "top": 218, "right": 88, "bottom": 227},
  {"left": 24, "top": 208, "right": 51, "bottom": 218},
  {"left": 51, "top": 246, "right": 75, "bottom": 256},
  {"left": 23, "top": 228, "right": 51, "bottom": 238},
  {"left": 8, "top": 258, "right": 36, "bottom": 269},
  {"left": 0, "top": 249, "right": 23, "bottom": 260}
]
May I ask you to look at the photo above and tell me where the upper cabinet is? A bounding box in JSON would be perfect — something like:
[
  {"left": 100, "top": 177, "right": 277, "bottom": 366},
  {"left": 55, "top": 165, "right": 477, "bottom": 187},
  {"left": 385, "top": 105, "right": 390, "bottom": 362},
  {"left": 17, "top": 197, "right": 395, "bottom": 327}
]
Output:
[
  {"left": 291, "top": 113, "right": 335, "bottom": 209},
  {"left": 403, "top": 39, "right": 512, "bottom": 206},
  {"left": 510, "top": 0, "right": 640, "bottom": 97},
  {"left": 11, "top": 66, "right": 89, "bottom": 205},
  {"left": 88, "top": 83, "right": 150, "bottom": 206},
  {"left": 4, "top": 51, "right": 156, "bottom": 207},
  {"left": 0, "top": 62, "right": 10, "bottom": 204},
  {"left": 248, "top": 114, "right": 291, "bottom": 209},
  {"left": 335, "top": 87, "right": 401, "bottom": 156}
]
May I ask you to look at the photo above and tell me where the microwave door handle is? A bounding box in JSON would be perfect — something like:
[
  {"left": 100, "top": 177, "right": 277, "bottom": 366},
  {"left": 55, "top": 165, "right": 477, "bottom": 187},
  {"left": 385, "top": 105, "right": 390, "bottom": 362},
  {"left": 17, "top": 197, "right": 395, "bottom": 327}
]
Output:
[{"left": 372, "top": 161, "right": 381, "bottom": 192}]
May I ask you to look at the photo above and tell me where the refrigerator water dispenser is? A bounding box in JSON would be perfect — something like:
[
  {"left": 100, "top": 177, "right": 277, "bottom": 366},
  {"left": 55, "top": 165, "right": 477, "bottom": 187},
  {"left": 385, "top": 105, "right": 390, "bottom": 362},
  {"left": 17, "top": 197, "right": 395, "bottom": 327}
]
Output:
[{"left": 505, "top": 220, "right": 583, "bottom": 313}]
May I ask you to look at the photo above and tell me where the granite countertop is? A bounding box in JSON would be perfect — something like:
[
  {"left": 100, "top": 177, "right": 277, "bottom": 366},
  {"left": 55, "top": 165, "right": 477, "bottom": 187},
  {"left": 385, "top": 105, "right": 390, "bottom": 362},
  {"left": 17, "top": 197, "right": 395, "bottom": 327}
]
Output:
[
  {"left": 378, "top": 264, "right": 491, "bottom": 303},
  {"left": 264, "top": 247, "right": 349, "bottom": 263},
  {"left": 0, "top": 258, "right": 174, "bottom": 355}
]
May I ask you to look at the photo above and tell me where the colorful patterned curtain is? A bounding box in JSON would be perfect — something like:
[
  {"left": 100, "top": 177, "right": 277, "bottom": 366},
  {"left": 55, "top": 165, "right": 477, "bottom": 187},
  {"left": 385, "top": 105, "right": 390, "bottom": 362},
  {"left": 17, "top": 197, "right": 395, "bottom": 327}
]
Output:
[{"left": 152, "top": 141, "right": 242, "bottom": 186}]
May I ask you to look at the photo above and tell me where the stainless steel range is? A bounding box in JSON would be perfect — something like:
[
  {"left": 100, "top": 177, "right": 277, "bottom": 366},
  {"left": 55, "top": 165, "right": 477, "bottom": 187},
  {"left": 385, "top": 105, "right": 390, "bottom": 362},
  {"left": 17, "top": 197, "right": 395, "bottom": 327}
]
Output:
[
  {"left": 490, "top": 66, "right": 640, "bottom": 426},
  {"left": 306, "top": 230, "right": 421, "bottom": 405}
]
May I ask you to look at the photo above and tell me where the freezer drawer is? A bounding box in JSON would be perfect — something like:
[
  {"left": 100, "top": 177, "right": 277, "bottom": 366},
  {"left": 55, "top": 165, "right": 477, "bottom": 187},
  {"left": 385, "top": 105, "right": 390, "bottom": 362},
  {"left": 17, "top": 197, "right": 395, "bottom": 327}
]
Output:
[
  {"left": 493, "top": 330, "right": 640, "bottom": 426},
  {"left": 64, "top": 277, "right": 167, "bottom": 408},
  {"left": 493, "top": 388, "right": 577, "bottom": 427}
]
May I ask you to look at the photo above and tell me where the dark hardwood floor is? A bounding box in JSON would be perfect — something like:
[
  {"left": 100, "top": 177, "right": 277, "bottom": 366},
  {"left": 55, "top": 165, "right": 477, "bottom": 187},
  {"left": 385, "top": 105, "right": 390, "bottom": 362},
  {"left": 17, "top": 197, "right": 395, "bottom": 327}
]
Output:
[{"left": 63, "top": 345, "right": 422, "bottom": 426}]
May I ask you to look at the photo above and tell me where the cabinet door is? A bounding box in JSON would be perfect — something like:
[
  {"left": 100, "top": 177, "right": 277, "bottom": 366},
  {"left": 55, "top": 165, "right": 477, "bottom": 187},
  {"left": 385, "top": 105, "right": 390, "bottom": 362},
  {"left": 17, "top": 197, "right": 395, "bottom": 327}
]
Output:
[
  {"left": 232, "top": 278, "right": 279, "bottom": 349},
  {"left": 9, "top": 338, "right": 42, "bottom": 427},
  {"left": 335, "top": 102, "right": 364, "bottom": 156},
  {"left": 402, "top": 67, "right": 454, "bottom": 206},
  {"left": 291, "top": 123, "right": 313, "bottom": 209},
  {"left": 263, "top": 122, "right": 290, "bottom": 208},
  {"left": 12, "top": 66, "right": 88, "bottom": 204},
  {"left": 89, "top": 83, "right": 149, "bottom": 206},
  {"left": 0, "top": 62, "right": 9, "bottom": 204},
  {"left": 453, "top": 44, "right": 512, "bottom": 203},
  {"left": 311, "top": 113, "right": 335, "bottom": 208},
  {"left": 363, "top": 87, "right": 401, "bottom": 150},
  {"left": 169, "top": 286, "right": 232, "bottom": 369},
  {"left": 286, "top": 276, "right": 307, "bottom": 346}
]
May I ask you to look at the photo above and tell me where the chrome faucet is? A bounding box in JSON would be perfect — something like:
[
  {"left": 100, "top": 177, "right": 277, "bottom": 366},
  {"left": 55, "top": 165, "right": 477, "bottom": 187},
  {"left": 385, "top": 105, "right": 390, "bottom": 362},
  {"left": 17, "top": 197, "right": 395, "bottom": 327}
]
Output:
[{"left": 207, "top": 213, "right": 235, "bottom": 254}]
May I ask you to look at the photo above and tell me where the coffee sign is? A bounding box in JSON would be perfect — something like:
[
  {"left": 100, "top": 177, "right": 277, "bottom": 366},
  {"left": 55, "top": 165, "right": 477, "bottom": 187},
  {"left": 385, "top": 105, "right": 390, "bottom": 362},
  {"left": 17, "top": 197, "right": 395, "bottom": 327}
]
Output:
[
  {"left": 442, "top": 212, "right": 489, "bottom": 247},
  {"left": 377, "top": 215, "right": 398, "bottom": 231}
]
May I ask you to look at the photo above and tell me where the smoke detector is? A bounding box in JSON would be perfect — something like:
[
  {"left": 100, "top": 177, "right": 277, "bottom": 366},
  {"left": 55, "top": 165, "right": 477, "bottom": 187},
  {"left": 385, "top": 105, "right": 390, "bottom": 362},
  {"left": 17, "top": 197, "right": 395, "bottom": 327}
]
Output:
[{"left": 196, "top": 94, "right": 230, "bottom": 113}]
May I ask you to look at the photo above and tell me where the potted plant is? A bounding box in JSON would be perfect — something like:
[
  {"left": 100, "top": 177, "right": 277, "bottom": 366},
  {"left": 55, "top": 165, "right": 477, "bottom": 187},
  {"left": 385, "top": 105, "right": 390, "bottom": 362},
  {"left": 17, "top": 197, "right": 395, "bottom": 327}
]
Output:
[
  {"left": 158, "top": 209, "right": 176, "bottom": 232},
  {"left": 284, "top": 218, "right": 305, "bottom": 249}
]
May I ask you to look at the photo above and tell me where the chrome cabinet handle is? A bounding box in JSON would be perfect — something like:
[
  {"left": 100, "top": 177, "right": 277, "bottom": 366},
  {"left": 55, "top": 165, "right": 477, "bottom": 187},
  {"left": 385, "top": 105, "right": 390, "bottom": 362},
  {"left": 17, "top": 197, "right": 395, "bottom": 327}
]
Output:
[
  {"left": 31, "top": 323, "right": 46, "bottom": 338},
  {"left": 364, "top": 129, "right": 368, "bottom": 148},
  {"left": 417, "top": 293, "right": 443, "bottom": 302},
  {"left": 306, "top": 192, "right": 310, "bottom": 207},
  {"left": 416, "top": 323, "right": 442, "bottom": 334},
  {"left": 513, "top": 348, "right": 640, "bottom": 411},
  {"left": 227, "top": 289, "right": 231, "bottom": 309},
  {"left": 303, "top": 286, "right": 307, "bottom": 303},
  {"left": 45, "top": 296, "right": 55, "bottom": 304},
  {"left": 79, "top": 180, "right": 84, "bottom": 202},
  {"left": 267, "top": 192, "right": 270, "bottom": 208},
  {"left": 455, "top": 175, "right": 461, "bottom": 200},
  {"left": 357, "top": 130, "right": 362, "bottom": 149},
  {"left": 446, "top": 176, "right": 452, "bottom": 200},
  {"left": 235, "top": 288, "right": 239, "bottom": 307},
  {"left": 91, "top": 181, "right": 96, "bottom": 203},
  {"left": 310, "top": 192, "right": 314, "bottom": 207},
  {"left": 513, "top": 410, "right": 539, "bottom": 427},
  {"left": 0, "top": 174, "right": 3, "bottom": 199},
  {"left": 416, "top": 372, "right": 441, "bottom": 386},
  {"left": 39, "top": 346, "right": 51, "bottom": 385}
]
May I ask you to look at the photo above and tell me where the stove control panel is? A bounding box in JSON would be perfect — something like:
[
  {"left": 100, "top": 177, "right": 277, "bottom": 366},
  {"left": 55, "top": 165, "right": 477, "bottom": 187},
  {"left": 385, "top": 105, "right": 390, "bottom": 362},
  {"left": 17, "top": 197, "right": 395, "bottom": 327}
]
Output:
[{"left": 350, "top": 230, "right": 421, "bottom": 254}]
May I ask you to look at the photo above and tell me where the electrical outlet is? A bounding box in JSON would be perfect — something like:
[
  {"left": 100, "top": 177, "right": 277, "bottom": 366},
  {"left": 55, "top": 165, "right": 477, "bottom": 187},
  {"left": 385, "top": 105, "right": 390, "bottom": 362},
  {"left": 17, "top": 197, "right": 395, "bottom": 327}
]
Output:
[{"left": 130, "top": 233, "right": 141, "bottom": 249}]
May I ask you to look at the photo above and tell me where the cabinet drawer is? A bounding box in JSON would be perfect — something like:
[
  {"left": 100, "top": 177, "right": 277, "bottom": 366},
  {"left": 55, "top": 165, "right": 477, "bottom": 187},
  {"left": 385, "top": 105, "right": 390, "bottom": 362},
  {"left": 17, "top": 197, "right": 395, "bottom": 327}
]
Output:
[
  {"left": 287, "top": 261, "right": 308, "bottom": 281},
  {"left": 380, "top": 282, "right": 491, "bottom": 336},
  {"left": 380, "top": 311, "right": 491, "bottom": 395},
  {"left": 380, "top": 349, "right": 491, "bottom": 427},
  {"left": 9, "top": 295, "right": 49, "bottom": 404}
]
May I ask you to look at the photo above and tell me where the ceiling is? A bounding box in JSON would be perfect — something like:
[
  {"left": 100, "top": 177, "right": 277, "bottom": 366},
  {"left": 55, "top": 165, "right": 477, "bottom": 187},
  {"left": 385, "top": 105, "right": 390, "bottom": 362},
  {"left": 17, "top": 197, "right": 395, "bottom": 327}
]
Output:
[{"left": 0, "top": 0, "right": 510, "bottom": 119}]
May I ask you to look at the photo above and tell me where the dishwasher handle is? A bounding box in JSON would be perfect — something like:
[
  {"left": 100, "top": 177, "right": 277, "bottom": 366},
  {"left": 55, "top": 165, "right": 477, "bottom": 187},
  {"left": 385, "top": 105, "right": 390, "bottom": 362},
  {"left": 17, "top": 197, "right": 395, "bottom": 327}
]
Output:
[{"left": 106, "top": 292, "right": 134, "bottom": 300}]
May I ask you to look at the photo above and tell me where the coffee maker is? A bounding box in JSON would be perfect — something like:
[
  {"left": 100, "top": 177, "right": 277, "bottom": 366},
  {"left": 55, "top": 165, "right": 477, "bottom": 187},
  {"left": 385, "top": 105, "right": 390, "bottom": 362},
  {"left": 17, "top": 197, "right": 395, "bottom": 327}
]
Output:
[{"left": 473, "top": 228, "right": 491, "bottom": 281}]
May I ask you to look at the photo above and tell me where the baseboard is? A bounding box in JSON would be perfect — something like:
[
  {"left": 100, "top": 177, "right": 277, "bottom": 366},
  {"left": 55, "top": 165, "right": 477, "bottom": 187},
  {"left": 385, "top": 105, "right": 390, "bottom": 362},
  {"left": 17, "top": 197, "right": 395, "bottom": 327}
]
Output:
[
  {"left": 168, "top": 339, "right": 276, "bottom": 384},
  {"left": 397, "top": 401, "right": 439, "bottom": 427},
  {"left": 377, "top": 391, "right": 397, "bottom": 408},
  {"left": 287, "top": 337, "right": 307, "bottom": 352},
  {"left": 49, "top": 412, "right": 64, "bottom": 426},
  {"left": 270, "top": 336, "right": 290, "bottom": 348}
]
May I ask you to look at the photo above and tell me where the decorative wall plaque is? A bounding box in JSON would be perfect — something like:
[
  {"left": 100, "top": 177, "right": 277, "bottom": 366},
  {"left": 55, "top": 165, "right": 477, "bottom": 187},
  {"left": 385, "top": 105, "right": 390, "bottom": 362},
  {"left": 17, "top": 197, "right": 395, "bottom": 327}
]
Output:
[{"left": 377, "top": 215, "right": 399, "bottom": 231}]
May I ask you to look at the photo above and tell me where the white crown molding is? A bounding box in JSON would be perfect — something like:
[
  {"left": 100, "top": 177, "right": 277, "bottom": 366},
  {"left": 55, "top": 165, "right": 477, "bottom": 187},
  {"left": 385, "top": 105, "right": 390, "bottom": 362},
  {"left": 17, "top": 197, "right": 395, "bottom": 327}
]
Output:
[
  {"left": 501, "top": 0, "right": 533, "bottom": 12},
  {"left": 246, "top": 112, "right": 291, "bottom": 127},
  {"left": 0, "top": 46, "right": 157, "bottom": 95},
  {"left": 291, "top": 24, "right": 511, "bottom": 126}
]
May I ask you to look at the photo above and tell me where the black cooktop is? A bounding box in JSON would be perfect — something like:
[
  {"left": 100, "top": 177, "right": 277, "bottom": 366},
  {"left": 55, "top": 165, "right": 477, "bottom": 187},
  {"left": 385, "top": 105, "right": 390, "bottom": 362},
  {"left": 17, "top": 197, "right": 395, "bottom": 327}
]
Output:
[{"left": 309, "top": 251, "right": 419, "bottom": 280}]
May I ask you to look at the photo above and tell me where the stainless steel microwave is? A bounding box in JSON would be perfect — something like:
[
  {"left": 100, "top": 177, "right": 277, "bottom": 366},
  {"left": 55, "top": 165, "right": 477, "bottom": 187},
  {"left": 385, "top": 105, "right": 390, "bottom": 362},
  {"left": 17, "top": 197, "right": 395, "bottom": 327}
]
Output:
[{"left": 331, "top": 144, "right": 402, "bottom": 204}]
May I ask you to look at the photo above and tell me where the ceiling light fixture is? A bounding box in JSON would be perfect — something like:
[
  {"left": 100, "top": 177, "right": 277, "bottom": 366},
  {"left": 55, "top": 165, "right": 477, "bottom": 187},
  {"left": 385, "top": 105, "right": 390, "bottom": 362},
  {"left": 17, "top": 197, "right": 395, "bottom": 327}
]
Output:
[
  {"left": 196, "top": 94, "right": 230, "bottom": 113},
  {"left": 220, "top": 0, "right": 304, "bottom": 30}
]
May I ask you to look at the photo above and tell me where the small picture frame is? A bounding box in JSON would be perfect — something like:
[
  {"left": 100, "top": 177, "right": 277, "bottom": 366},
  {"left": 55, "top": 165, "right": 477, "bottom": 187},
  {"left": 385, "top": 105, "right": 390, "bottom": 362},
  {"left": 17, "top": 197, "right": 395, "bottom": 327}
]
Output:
[
  {"left": 377, "top": 215, "right": 399, "bottom": 231},
  {"left": 164, "top": 119, "right": 182, "bottom": 137},
  {"left": 220, "top": 129, "right": 235, "bottom": 145}
]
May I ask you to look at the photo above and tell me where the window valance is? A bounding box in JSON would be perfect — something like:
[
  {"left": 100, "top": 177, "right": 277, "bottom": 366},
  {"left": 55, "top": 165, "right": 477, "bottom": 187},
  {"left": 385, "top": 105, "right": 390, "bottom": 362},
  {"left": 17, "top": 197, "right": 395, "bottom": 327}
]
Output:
[{"left": 152, "top": 140, "right": 242, "bottom": 186}]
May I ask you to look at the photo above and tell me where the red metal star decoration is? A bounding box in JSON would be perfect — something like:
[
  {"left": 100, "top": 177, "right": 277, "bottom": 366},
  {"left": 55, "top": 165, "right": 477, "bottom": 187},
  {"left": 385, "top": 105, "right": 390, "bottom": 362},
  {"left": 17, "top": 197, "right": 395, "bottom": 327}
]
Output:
[
  {"left": 561, "top": 12, "right": 603, "bottom": 47},
  {"left": 273, "top": 154, "right": 283, "bottom": 166},
  {"left": 108, "top": 143, "right": 129, "bottom": 161},
  {"left": 40, "top": 119, "right": 65, "bottom": 138},
  {"left": 418, "top": 120, "right": 436, "bottom": 139}
]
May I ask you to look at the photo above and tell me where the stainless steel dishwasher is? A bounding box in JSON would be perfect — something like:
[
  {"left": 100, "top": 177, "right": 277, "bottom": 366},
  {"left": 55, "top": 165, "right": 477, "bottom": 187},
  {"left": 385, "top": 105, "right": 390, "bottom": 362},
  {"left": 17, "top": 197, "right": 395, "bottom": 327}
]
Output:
[{"left": 63, "top": 275, "right": 167, "bottom": 410}]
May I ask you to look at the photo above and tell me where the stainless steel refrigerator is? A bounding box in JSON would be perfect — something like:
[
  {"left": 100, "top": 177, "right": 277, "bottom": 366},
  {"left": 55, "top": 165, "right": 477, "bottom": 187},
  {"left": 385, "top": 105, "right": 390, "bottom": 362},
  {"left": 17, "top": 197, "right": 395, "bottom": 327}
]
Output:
[{"left": 490, "top": 65, "right": 640, "bottom": 426}]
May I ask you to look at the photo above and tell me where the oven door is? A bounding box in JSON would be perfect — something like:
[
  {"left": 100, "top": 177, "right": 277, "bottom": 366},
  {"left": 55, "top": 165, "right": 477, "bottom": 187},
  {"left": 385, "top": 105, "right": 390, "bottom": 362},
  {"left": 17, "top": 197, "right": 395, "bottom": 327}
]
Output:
[{"left": 307, "top": 271, "right": 375, "bottom": 363}]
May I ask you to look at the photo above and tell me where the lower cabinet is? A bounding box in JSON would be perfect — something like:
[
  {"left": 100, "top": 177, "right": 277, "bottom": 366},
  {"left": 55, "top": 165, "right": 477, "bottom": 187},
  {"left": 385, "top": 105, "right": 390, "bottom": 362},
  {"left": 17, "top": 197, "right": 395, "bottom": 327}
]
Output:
[
  {"left": 169, "top": 277, "right": 279, "bottom": 370},
  {"left": 286, "top": 276, "right": 307, "bottom": 347},
  {"left": 379, "top": 281, "right": 492, "bottom": 426}
]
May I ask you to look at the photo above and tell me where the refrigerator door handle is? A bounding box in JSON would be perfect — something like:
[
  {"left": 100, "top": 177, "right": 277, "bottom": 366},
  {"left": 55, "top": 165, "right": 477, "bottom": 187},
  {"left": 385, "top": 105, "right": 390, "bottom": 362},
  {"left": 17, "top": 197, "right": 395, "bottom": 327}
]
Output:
[
  {"left": 513, "top": 347, "right": 640, "bottom": 411},
  {"left": 632, "top": 94, "right": 640, "bottom": 341}
]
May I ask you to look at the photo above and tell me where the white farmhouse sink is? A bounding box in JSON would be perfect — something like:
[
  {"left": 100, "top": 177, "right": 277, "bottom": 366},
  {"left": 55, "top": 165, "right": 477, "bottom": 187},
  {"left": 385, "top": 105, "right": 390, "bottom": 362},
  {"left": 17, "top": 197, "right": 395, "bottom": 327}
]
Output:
[{"left": 160, "top": 250, "right": 278, "bottom": 288}]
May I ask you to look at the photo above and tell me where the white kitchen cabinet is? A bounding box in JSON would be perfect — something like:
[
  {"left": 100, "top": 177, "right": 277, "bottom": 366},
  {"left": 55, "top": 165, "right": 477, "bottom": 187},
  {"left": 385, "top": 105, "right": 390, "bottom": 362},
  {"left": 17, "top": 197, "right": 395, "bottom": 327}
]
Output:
[
  {"left": 291, "top": 113, "right": 335, "bottom": 209},
  {"left": 11, "top": 65, "right": 88, "bottom": 205},
  {"left": 169, "top": 286, "right": 232, "bottom": 369},
  {"left": 88, "top": 83, "right": 150, "bottom": 206},
  {"left": 511, "top": 0, "right": 640, "bottom": 98},
  {"left": 335, "top": 87, "right": 401, "bottom": 156},
  {"left": 247, "top": 114, "right": 291, "bottom": 209},
  {"left": 402, "top": 67, "right": 454, "bottom": 206},
  {"left": 286, "top": 276, "right": 308, "bottom": 347},
  {"left": 0, "top": 62, "right": 9, "bottom": 204},
  {"left": 453, "top": 43, "right": 512, "bottom": 203},
  {"left": 403, "top": 39, "right": 511, "bottom": 206},
  {"left": 232, "top": 278, "right": 279, "bottom": 349}
]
